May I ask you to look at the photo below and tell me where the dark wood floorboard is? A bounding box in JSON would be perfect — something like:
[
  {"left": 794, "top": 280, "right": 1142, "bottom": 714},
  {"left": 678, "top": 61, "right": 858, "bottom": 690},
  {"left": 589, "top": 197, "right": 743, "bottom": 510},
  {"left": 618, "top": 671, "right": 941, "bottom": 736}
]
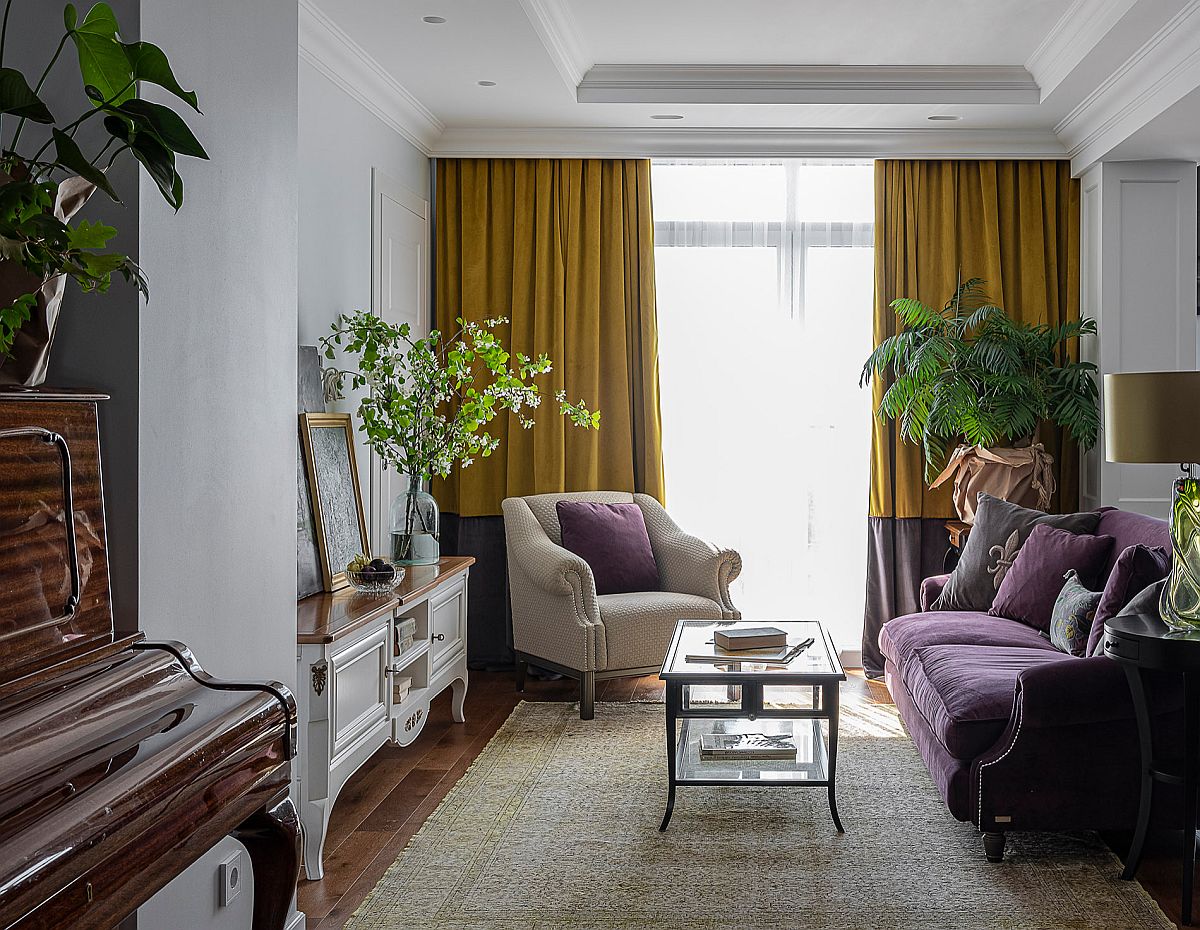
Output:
[{"left": 298, "top": 668, "right": 1191, "bottom": 929}]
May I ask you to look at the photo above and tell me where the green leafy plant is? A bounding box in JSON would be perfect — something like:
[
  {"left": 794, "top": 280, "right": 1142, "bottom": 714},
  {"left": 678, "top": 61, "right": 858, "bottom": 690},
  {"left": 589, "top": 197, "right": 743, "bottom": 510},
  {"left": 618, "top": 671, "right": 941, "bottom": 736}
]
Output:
[
  {"left": 322, "top": 310, "right": 600, "bottom": 482},
  {"left": 0, "top": 0, "right": 207, "bottom": 358},
  {"left": 860, "top": 278, "right": 1100, "bottom": 481}
]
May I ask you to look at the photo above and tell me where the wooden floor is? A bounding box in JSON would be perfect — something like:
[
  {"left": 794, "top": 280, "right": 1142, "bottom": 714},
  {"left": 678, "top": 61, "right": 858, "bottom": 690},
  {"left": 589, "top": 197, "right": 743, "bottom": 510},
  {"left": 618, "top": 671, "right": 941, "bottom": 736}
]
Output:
[{"left": 297, "top": 668, "right": 1194, "bottom": 929}]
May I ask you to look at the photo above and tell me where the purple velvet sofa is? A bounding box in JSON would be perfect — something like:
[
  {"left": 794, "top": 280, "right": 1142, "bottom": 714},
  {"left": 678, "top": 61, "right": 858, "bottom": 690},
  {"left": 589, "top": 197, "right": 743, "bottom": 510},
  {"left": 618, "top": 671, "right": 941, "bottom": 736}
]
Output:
[{"left": 880, "top": 508, "right": 1181, "bottom": 862}]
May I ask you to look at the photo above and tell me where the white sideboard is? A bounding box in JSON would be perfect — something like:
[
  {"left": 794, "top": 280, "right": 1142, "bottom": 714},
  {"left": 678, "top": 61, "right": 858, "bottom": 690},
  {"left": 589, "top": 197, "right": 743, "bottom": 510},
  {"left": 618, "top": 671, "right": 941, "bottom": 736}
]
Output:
[{"left": 295, "top": 556, "right": 472, "bottom": 880}]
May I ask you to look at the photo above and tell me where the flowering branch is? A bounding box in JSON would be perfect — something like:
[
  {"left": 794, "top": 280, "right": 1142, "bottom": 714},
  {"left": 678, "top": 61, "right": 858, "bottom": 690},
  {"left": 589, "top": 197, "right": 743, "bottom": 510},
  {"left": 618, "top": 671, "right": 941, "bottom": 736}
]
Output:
[{"left": 321, "top": 311, "right": 600, "bottom": 481}]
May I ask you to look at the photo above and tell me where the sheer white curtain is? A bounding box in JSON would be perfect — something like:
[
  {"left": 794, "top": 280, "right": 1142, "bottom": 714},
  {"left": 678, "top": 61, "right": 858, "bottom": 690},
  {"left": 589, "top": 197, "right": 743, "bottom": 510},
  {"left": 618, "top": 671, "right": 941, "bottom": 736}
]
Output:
[{"left": 652, "top": 160, "right": 875, "bottom": 653}]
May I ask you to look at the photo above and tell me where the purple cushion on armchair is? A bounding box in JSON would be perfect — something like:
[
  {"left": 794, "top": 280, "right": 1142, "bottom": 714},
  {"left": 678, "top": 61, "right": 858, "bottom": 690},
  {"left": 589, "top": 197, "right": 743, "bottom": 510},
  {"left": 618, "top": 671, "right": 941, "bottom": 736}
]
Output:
[
  {"left": 988, "top": 524, "right": 1114, "bottom": 633},
  {"left": 556, "top": 501, "right": 661, "bottom": 595}
]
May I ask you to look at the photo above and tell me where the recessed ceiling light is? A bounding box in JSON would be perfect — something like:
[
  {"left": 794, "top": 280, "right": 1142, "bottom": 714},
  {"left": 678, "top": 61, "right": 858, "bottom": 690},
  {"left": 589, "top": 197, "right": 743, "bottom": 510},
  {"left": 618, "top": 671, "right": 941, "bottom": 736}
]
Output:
[
  {"left": 927, "top": 114, "right": 961, "bottom": 121},
  {"left": 477, "top": 80, "right": 496, "bottom": 87},
  {"left": 651, "top": 114, "right": 684, "bottom": 120},
  {"left": 422, "top": 15, "right": 446, "bottom": 24}
]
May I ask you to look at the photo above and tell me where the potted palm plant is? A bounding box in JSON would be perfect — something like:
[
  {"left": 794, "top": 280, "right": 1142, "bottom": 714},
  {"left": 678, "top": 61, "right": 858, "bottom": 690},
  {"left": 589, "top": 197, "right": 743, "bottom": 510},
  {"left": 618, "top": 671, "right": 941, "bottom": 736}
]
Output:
[
  {"left": 0, "top": 1, "right": 207, "bottom": 385},
  {"left": 860, "top": 278, "right": 1100, "bottom": 522}
]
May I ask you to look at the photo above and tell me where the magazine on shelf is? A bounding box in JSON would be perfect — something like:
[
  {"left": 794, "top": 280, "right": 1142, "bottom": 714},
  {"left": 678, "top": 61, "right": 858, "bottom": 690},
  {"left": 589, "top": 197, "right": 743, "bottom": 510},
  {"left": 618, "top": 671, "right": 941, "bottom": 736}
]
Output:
[{"left": 699, "top": 731, "right": 798, "bottom": 760}]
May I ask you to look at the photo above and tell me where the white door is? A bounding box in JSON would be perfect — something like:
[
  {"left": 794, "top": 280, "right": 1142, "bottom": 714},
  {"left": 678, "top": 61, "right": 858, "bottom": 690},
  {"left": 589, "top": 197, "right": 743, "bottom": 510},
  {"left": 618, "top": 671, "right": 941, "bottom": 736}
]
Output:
[{"left": 371, "top": 169, "right": 429, "bottom": 553}]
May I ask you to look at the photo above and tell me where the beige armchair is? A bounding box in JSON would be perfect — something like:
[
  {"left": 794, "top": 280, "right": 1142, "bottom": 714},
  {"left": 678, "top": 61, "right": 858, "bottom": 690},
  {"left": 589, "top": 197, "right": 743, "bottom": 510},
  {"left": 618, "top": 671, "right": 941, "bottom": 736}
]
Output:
[{"left": 502, "top": 491, "right": 741, "bottom": 719}]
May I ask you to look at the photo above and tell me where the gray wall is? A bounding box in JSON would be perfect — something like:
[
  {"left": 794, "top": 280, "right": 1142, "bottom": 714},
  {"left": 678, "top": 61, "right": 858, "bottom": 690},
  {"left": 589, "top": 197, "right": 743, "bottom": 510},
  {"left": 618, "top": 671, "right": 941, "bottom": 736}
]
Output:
[
  {"left": 297, "top": 57, "right": 430, "bottom": 347},
  {"left": 137, "top": 0, "right": 298, "bottom": 688},
  {"left": 7, "top": 0, "right": 141, "bottom": 631}
]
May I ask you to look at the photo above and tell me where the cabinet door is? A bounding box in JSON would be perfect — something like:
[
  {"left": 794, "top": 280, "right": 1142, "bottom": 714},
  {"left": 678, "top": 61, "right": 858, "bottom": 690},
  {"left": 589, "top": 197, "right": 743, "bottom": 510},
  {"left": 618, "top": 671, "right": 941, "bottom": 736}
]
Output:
[
  {"left": 429, "top": 577, "right": 466, "bottom": 673},
  {"left": 330, "top": 624, "right": 390, "bottom": 760}
]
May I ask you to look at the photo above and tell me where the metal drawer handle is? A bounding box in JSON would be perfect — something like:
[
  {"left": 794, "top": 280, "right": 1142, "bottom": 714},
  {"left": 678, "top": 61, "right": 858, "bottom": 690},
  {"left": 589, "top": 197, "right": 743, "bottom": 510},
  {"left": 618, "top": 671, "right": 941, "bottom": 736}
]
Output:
[
  {"left": 432, "top": 633, "right": 446, "bottom": 642},
  {"left": 1105, "top": 640, "right": 1120, "bottom": 650}
]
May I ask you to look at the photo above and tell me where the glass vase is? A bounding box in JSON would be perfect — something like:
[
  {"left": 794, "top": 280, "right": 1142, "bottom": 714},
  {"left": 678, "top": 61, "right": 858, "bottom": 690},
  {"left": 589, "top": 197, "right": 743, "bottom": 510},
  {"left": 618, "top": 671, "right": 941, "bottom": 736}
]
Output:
[
  {"left": 391, "top": 475, "right": 440, "bottom": 566},
  {"left": 1161, "top": 473, "right": 1200, "bottom": 631}
]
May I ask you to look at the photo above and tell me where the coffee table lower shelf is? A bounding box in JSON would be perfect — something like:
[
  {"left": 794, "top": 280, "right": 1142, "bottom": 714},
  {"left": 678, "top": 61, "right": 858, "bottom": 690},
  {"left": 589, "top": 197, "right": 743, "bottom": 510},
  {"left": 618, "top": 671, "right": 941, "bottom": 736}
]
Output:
[{"left": 674, "top": 716, "right": 830, "bottom": 784}]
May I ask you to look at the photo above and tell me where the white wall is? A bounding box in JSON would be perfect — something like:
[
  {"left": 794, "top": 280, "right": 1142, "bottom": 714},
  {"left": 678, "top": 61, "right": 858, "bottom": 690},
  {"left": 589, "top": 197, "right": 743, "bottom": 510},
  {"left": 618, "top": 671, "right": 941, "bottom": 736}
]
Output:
[
  {"left": 138, "top": 0, "right": 299, "bottom": 688},
  {"left": 297, "top": 57, "right": 431, "bottom": 534},
  {"left": 1080, "top": 160, "right": 1198, "bottom": 517}
]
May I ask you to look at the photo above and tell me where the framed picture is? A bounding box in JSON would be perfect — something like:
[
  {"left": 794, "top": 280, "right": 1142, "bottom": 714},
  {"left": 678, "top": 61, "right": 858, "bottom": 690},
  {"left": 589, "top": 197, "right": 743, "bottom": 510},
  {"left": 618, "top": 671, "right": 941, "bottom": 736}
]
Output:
[
  {"left": 299, "top": 412, "right": 370, "bottom": 592},
  {"left": 296, "top": 346, "right": 326, "bottom": 600}
]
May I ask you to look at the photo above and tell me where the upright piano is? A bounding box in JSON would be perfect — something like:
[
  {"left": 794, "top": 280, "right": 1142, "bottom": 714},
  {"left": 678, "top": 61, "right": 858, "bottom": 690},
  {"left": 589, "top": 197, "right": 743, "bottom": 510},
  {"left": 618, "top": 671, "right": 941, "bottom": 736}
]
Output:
[{"left": 0, "top": 389, "right": 300, "bottom": 930}]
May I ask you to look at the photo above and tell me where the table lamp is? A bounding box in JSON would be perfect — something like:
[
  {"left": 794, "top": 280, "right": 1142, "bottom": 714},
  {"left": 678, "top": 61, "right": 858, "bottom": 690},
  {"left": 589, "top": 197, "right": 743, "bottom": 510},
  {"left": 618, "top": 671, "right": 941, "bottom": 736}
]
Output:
[{"left": 1105, "top": 371, "right": 1200, "bottom": 630}]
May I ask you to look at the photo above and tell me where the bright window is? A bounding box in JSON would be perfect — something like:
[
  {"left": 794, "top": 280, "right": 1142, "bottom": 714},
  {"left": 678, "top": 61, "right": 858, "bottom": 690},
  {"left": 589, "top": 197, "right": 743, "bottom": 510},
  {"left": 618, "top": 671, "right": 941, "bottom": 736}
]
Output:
[{"left": 653, "top": 160, "right": 874, "bottom": 653}]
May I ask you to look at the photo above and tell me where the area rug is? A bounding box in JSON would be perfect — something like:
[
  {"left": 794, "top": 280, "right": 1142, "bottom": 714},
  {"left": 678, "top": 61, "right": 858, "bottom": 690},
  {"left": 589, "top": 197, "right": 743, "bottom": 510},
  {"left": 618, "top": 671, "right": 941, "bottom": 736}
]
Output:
[{"left": 345, "top": 700, "right": 1172, "bottom": 930}]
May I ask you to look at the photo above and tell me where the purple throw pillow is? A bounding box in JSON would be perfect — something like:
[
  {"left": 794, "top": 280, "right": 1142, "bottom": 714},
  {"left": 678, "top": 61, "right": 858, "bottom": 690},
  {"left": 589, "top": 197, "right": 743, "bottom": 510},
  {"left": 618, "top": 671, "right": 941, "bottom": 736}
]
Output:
[
  {"left": 1085, "top": 544, "right": 1172, "bottom": 655},
  {"left": 988, "top": 524, "right": 1115, "bottom": 633},
  {"left": 556, "top": 501, "right": 660, "bottom": 596}
]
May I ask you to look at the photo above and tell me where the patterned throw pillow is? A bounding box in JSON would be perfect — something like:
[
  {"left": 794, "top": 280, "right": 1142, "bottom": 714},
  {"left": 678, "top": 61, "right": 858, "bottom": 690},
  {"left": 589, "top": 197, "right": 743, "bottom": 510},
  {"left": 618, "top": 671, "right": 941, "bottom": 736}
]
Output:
[
  {"left": 931, "top": 494, "right": 1103, "bottom": 613},
  {"left": 1050, "top": 570, "right": 1102, "bottom": 656}
]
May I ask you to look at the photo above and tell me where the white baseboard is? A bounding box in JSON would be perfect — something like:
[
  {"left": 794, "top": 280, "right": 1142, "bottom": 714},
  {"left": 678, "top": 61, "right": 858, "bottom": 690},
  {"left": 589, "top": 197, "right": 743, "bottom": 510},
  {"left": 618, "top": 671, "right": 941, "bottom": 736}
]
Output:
[
  {"left": 285, "top": 909, "right": 306, "bottom": 930},
  {"left": 838, "top": 648, "right": 863, "bottom": 670}
]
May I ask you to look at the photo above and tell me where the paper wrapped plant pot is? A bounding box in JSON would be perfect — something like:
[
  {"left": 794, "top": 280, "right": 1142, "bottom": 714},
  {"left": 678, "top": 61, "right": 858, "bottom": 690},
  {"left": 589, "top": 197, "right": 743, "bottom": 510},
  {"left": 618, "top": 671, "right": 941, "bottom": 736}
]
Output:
[{"left": 930, "top": 443, "right": 1056, "bottom": 524}]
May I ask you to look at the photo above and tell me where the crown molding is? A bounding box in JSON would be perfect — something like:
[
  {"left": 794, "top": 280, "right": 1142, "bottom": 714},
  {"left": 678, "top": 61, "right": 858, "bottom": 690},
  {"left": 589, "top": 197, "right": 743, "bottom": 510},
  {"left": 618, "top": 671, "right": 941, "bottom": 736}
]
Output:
[
  {"left": 515, "top": 0, "right": 589, "bottom": 93},
  {"left": 1025, "top": 0, "right": 1139, "bottom": 100},
  {"left": 1056, "top": 0, "right": 1200, "bottom": 173},
  {"left": 432, "top": 126, "right": 1066, "bottom": 159},
  {"left": 298, "top": 0, "right": 443, "bottom": 155},
  {"left": 576, "top": 64, "right": 1040, "bottom": 105}
]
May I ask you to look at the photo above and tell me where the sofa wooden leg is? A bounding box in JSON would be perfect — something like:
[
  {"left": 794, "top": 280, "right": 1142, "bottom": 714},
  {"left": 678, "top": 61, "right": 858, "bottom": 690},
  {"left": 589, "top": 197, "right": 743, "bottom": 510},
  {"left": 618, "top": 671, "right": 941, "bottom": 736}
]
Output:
[
  {"left": 580, "top": 671, "right": 595, "bottom": 720},
  {"left": 983, "top": 831, "right": 1006, "bottom": 863},
  {"left": 515, "top": 658, "right": 527, "bottom": 693}
]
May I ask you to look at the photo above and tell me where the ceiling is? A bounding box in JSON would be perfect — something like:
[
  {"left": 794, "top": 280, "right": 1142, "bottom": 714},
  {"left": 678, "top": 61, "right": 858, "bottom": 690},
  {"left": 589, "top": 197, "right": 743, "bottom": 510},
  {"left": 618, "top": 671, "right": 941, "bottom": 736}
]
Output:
[{"left": 300, "top": 0, "right": 1200, "bottom": 171}]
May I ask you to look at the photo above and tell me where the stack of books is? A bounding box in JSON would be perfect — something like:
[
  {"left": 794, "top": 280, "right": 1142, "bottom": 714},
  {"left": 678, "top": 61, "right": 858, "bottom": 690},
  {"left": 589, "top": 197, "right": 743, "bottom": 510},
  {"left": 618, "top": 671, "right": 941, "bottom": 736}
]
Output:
[
  {"left": 395, "top": 617, "right": 418, "bottom": 656},
  {"left": 393, "top": 674, "right": 413, "bottom": 705},
  {"left": 685, "top": 626, "right": 800, "bottom": 664},
  {"left": 699, "top": 727, "right": 798, "bottom": 761}
]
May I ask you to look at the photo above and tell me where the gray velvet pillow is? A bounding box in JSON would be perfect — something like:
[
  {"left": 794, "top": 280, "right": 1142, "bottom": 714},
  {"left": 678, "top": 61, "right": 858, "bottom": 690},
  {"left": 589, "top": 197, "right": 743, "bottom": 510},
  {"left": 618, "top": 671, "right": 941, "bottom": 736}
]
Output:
[
  {"left": 1091, "top": 578, "right": 1167, "bottom": 656},
  {"left": 930, "top": 493, "right": 1102, "bottom": 613}
]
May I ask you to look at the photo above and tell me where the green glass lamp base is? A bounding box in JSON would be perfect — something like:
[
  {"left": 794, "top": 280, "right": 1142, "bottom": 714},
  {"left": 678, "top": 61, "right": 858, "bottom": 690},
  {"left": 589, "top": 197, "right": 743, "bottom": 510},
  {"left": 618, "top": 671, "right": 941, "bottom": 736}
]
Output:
[{"left": 1160, "top": 475, "right": 1200, "bottom": 632}]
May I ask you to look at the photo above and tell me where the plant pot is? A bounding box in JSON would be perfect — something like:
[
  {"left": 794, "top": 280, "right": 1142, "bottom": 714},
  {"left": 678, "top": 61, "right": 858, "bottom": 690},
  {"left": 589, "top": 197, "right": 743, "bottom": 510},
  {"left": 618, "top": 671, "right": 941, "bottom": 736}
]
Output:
[
  {"left": 0, "top": 175, "right": 94, "bottom": 387},
  {"left": 930, "top": 443, "right": 1056, "bottom": 524}
]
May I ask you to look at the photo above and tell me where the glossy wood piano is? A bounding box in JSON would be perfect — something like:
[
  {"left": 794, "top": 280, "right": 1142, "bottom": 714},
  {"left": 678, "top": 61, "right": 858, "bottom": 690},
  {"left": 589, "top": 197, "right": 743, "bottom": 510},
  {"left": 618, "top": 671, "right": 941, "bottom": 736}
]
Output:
[{"left": 0, "top": 389, "right": 300, "bottom": 930}]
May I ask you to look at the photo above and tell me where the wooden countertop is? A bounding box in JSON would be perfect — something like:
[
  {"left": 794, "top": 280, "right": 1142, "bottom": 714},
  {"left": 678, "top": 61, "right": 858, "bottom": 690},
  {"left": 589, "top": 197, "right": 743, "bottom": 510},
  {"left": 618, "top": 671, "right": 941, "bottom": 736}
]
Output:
[{"left": 297, "top": 555, "right": 475, "bottom": 644}]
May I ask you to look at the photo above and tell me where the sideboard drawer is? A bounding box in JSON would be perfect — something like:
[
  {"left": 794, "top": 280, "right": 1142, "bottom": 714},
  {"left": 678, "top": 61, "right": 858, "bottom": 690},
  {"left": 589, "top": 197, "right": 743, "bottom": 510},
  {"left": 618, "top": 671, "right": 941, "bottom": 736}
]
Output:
[
  {"left": 430, "top": 577, "right": 466, "bottom": 672},
  {"left": 331, "top": 625, "right": 389, "bottom": 757}
]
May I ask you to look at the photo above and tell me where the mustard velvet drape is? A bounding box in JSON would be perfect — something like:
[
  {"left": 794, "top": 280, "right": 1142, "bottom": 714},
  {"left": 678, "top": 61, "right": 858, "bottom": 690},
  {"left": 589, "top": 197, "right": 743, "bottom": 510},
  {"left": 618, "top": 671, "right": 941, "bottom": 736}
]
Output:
[
  {"left": 433, "top": 158, "right": 666, "bottom": 518},
  {"left": 869, "top": 159, "right": 1082, "bottom": 520}
]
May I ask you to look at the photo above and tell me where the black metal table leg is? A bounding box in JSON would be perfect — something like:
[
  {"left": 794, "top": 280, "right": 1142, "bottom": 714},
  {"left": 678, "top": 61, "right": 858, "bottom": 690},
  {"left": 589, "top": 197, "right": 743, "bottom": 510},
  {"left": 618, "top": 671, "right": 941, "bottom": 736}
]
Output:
[
  {"left": 1186, "top": 672, "right": 1199, "bottom": 926},
  {"left": 1122, "top": 663, "right": 1155, "bottom": 881},
  {"left": 825, "top": 682, "right": 844, "bottom": 834},
  {"left": 660, "top": 681, "right": 678, "bottom": 832}
]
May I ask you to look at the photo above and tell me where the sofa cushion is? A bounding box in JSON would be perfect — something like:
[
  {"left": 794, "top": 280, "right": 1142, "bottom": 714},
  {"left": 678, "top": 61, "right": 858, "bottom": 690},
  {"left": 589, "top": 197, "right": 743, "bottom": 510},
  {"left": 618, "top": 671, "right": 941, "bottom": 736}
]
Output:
[
  {"left": 930, "top": 494, "right": 1102, "bottom": 613},
  {"left": 597, "top": 591, "right": 722, "bottom": 670},
  {"left": 1095, "top": 509, "right": 1171, "bottom": 576},
  {"left": 988, "top": 524, "right": 1114, "bottom": 632},
  {"left": 1086, "top": 544, "right": 1172, "bottom": 655},
  {"left": 557, "top": 501, "right": 660, "bottom": 595},
  {"left": 879, "top": 610, "right": 1057, "bottom": 670},
  {"left": 1049, "top": 570, "right": 1103, "bottom": 656},
  {"left": 905, "top": 645, "right": 1075, "bottom": 760}
]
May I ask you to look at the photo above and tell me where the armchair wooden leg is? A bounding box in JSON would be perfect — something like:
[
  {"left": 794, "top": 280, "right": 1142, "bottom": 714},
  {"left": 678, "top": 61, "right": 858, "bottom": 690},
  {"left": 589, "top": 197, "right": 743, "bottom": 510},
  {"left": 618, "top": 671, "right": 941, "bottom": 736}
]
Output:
[
  {"left": 515, "top": 658, "right": 527, "bottom": 693},
  {"left": 580, "top": 671, "right": 595, "bottom": 720}
]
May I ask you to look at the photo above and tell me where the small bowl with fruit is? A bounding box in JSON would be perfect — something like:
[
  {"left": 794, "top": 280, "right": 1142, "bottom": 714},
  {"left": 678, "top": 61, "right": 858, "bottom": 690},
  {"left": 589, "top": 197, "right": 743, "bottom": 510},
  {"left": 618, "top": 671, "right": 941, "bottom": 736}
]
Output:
[{"left": 345, "top": 555, "right": 405, "bottom": 595}]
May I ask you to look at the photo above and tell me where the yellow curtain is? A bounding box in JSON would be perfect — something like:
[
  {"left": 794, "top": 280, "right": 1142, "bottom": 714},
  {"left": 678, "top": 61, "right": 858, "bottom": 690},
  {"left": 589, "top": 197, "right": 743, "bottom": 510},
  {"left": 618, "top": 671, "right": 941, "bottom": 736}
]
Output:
[
  {"left": 869, "top": 159, "right": 1081, "bottom": 520},
  {"left": 433, "top": 158, "right": 666, "bottom": 518}
]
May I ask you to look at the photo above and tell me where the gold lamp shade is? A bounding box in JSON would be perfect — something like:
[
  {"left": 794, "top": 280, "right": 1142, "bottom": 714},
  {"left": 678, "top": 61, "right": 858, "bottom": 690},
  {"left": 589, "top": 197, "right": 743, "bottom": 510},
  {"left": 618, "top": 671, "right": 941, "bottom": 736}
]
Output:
[{"left": 1104, "top": 371, "right": 1200, "bottom": 465}]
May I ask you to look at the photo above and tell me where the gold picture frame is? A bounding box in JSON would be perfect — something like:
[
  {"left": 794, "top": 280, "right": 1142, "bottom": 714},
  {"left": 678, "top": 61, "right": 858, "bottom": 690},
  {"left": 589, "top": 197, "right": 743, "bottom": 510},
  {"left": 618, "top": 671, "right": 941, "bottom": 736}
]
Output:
[{"left": 299, "top": 412, "right": 370, "bottom": 592}]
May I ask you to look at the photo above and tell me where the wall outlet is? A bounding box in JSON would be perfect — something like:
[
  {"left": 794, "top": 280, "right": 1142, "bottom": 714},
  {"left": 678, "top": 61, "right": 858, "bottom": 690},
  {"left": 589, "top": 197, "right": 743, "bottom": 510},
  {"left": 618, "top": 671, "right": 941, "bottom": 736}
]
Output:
[{"left": 217, "top": 849, "right": 247, "bottom": 908}]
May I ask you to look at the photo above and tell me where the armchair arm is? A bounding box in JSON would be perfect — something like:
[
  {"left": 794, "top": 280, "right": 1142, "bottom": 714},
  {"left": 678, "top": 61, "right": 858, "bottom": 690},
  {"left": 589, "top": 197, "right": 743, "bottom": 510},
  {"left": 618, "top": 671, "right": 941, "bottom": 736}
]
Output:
[
  {"left": 1016, "top": 656, "right": 1183, "bottom": 728},
  {"left": 635, "top": 494, "right": 742, "bottom": 617},
  {"left": 501, "top": 498, "right": 600, "bottom": 617},
  {"left": 921, "top": 574, "right": 952, "bottom": 611}
]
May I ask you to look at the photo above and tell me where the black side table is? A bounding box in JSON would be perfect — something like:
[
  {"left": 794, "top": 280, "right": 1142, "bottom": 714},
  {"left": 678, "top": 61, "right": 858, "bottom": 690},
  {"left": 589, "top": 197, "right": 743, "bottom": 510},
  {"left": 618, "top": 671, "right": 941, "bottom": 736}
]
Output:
[{"left": 1103, "top": 609, "right": 1198, "bottom": 924}]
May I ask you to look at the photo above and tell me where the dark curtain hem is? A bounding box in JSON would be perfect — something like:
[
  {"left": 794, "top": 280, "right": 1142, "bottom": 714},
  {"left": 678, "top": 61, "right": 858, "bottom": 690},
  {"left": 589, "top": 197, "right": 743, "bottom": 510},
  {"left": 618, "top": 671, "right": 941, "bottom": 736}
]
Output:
[
  {"left": 861, "top": 516, "right": 949, "bottom": 678},
  {"left": 440, "top": 513, "right": 514, "bottom": 670}
]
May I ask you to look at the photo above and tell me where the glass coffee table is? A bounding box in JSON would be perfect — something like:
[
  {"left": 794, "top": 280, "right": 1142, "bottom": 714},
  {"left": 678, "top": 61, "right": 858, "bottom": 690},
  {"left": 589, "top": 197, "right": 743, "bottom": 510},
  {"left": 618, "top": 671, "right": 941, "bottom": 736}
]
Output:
[{"left": 658, "top": 619, "right": 846, "bottom": 833}]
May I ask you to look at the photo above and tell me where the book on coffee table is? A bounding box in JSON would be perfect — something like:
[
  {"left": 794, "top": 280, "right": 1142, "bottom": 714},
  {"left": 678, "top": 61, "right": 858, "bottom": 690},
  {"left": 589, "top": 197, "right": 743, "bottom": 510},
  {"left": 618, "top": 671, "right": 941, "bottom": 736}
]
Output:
[
  {"left": 685, "top": 646, "right": 793, "bottom": 664},
  {"left": 699, "top": 732, "right": 797, "bottom": 760},
  {"left": 714, "top": 626, "right": 787, "bottom": 650}
]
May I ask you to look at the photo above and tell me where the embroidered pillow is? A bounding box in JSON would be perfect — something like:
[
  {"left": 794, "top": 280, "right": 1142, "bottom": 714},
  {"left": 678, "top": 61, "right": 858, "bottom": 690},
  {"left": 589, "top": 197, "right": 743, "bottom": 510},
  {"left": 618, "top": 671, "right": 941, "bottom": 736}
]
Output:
[
  {"left": 930, "top": 494, "right": 1103, "bottom": 613},
  {"left": 1084, "top": 544, "right": 1172, "bottom": 655},
  {"left": 1049, "top": 570, "right": 1103, "bottom": 656},
  {"left": 556, "top": 501, "right": 660, "bottom": 596},
  {"left": 988, "top": 524, "right": 1114, "bottom": 632}
]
